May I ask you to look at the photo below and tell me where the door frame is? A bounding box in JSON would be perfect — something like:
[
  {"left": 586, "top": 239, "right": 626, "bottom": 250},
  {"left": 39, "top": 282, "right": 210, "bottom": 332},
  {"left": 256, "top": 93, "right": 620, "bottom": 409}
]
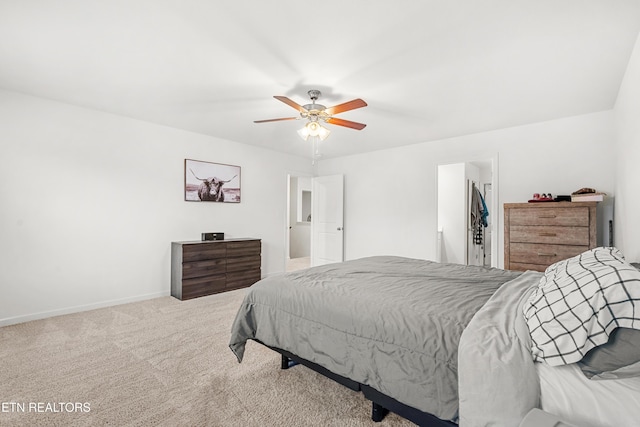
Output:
[{"left": 285, "top": 171, "right": 314, "bottom": 272}]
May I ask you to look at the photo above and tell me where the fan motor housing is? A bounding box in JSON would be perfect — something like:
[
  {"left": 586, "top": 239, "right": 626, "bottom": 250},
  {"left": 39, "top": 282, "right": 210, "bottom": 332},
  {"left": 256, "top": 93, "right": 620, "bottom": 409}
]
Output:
[{"left": 307, "top": 89, "right": 321, "bottom": 100}]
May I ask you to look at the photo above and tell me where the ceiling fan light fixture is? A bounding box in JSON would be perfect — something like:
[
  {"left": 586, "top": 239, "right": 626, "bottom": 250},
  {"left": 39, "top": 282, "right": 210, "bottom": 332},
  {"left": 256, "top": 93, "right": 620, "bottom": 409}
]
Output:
[
  {"left": 298, "top": 121, "right": 331, "bottom": 141},
  {"left": 297, "top": 126, "right": 310, "bottom": 141},
  {"left": 316, "top": 124, "right": 331, "bottom": 141},
  {"left": 307, "top": 121, "right": 320, "bottom": 134}
]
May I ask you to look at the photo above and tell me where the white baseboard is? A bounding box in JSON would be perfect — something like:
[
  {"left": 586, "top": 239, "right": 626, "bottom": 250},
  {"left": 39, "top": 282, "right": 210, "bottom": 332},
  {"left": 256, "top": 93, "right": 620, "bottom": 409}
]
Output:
[{"left": 0, "top": 291, "right": 170, "bottom": 327}]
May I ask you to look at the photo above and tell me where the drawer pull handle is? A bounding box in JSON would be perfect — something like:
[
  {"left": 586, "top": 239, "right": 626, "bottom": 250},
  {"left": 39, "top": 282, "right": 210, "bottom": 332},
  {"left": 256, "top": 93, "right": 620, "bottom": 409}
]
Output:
[
  {"left": 539, "top": 233, "right": 557, "bottom": 237},
  {"left": 539, "top": 215, "right": 557, "bottom": 218},
  {"left": 537, "top": 253, "right": 557, "bottom": 257}
]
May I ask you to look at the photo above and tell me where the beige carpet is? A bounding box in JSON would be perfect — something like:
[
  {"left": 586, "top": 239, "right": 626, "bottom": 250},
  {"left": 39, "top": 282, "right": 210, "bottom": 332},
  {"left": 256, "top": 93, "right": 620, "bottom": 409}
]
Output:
[
  {"left": 0, "top": 289, "right": 415, "bottom": 426},
  {"left": 286, "top": 257, "right": 311, "bottom": 272}
]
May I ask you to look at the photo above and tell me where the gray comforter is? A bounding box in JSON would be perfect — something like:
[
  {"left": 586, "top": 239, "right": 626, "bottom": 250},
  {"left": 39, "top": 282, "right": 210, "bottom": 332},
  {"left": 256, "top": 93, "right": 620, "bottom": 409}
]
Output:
[
  {"left": 458, "top": 270, "right": 543, "bottom": 427},
  {"left": 229, "top": 256, "right": 521, "bottom": 421}
]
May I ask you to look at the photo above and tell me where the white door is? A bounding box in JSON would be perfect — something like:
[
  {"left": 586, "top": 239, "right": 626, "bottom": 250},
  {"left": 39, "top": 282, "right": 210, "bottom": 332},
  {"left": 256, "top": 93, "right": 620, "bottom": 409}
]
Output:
[{"left": 311, "top": 174, "right": 344, "bottom": 266}]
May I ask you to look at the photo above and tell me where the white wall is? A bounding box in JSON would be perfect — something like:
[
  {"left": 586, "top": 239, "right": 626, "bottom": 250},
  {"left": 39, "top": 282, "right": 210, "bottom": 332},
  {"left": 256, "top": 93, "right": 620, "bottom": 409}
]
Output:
[
  {"left": 3, "top": 52, "right": 636, "bottom": 327},
  {"left": 0, "top": 89, "right": 313, "bottom": 326},
  {"left": 437, "top": 163, "right": 466, "bottom": 264},
  {"left": 317, "top": 111, "right": 616, "bottom": 265},
  {"left": 614, "top": 32, "right": 640, "bottom": 262}
]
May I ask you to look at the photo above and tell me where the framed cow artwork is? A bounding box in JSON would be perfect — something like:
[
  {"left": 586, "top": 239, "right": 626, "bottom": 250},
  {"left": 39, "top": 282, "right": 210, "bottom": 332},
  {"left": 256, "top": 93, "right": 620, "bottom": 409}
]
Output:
[{"left": 184, "top": 159, "right": 241, "bottom": 203}]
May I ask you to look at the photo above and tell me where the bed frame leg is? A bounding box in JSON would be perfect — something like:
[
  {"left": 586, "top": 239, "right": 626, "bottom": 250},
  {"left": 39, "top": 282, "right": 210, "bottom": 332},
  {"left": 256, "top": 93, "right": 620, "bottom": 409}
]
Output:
[
  {"left": 371, "top": 402, "right": 389, "bottom": 422},
  {"left": 281, "top": 354, "right": 290, "bottom": 369}
]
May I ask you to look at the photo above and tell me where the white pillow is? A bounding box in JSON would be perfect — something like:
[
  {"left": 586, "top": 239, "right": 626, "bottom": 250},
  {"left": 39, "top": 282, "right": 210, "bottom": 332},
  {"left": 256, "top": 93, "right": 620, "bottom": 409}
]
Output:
[{"left": 523, "top": 247, "right": 640, "bottom": 366}]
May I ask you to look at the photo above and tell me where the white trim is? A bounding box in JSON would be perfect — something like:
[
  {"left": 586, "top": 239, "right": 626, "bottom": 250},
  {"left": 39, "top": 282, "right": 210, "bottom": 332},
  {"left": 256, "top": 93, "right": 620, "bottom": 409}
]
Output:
[
  {"left": 0, "top": 291, "right": 170, "bottom": 327},
  {"left": 284, "top": 170, "right": 314, "bottom": 272}
]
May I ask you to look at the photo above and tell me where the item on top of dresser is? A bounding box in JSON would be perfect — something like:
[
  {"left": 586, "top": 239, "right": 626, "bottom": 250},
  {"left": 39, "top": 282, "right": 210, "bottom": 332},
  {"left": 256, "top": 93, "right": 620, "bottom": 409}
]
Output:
[
  {"left": 572, "top": 187, "right": 596, "bottom": 195},
  {"left": 528, "top": 193, "right": 554, "bottom": 203},
  {"left": 202, "top": 232, "right": 224, "bottom": 241},
  {"left": 571, "top": 191, "right": 606, "bottom": 202},
  {"left": 554, "top": 195, "right": 571, "bottom": 202}
]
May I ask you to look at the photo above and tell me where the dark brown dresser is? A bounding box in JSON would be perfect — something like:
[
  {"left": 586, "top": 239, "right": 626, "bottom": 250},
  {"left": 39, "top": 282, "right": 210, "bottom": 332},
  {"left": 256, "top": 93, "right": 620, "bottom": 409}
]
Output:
[
  {"left": 504, "top": 202, "right": 597, "bottom": 272},
  {"left": 171, "top": 238, "right": 261, "bottom": 300}
]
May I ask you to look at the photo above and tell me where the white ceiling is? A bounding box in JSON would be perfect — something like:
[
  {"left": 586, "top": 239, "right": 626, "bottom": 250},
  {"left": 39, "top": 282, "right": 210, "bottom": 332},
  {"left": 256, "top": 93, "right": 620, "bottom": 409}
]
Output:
[{"left": 1, "top": 1, "right": 639, "bottom": 159}]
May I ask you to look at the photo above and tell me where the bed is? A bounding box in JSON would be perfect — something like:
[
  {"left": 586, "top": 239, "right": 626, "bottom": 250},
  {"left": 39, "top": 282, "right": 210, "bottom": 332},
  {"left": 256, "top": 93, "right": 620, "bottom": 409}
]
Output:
[{"left": 229, "top": 248, "right": 640, "bottom": 426}]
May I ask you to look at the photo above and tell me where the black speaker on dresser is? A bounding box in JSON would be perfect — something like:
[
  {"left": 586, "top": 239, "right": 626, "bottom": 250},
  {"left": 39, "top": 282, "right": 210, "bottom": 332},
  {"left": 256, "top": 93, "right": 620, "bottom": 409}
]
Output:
[{"left": 202, "top": 232, "right": 224, "bottom": 241}]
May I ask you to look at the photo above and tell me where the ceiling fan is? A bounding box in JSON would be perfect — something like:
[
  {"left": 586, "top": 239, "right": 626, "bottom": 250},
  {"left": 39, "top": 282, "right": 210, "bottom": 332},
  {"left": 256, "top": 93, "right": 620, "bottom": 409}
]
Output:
[{"left": 254, "top": 90, "right": 367, "bottom": 140}]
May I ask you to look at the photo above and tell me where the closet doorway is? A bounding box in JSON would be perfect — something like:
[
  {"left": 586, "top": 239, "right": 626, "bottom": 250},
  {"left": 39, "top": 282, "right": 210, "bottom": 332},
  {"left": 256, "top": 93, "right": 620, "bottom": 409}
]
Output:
[{"left": 436, "top": 157, "right": 497, "bottom": 267}]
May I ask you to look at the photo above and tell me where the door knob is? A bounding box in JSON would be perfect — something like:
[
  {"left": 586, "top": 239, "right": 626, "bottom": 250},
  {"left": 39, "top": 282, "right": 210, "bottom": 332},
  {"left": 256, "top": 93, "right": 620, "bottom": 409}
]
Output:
[{"left": 337, "top": 227, "right": 343, "bottom": 231}]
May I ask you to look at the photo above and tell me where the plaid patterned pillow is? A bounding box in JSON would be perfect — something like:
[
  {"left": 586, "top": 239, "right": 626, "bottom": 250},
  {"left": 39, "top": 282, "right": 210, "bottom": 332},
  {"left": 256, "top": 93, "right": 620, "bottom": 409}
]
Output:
[{"left": 524, "top": 247, "right": 640, "bottom": 366}]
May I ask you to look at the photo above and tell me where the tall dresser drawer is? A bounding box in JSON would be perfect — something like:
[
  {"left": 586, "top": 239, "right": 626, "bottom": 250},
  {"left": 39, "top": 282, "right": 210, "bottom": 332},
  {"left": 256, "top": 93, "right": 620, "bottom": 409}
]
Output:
[
  {"left": 509, "top": 243, "right": 588, "bottom": 267},
  {"left": 509, "top": 207, "right": 590, "bottom": 227},
  {"left": 509, "top": 225, "right": 589, "bottom": 246}
]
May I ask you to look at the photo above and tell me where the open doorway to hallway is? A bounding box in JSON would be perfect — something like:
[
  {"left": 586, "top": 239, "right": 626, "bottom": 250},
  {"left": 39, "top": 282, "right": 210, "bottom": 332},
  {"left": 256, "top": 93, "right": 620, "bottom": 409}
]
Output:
[{"left": 287, "top": 174, "right": 312, "bottom": 272}]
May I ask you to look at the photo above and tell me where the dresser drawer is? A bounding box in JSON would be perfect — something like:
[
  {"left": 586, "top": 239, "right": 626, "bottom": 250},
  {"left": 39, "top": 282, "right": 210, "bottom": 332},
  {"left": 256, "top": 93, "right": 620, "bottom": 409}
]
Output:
[
  {"left": 182, "top": 259, "right": 226, "bottom": 279},
  {"left": 226, "top": 256, "right": 261, "bottom": 273},
  {"left": 508, "top": 262, "right": 547, "bottom": 273},
  {"left": 182, "top": 244, "right": 226, "bottom": 262},
  {"left": 509, "top": 243, "right": 588, "bottom": 266},
  {"left": 181, "top": 275, "right": 226, "bottom": 299},
  {"left": 509, "top": 225, "right": 590, "bottom": 246},
  {"left": 509, "top": 207, "right": 590, "bottom": 227},
  {"left": 227, "top": 240, "right": 261, "bottom": 257},
  {"left": 226, "top": 269, "right": 261, "bottom": 289}
]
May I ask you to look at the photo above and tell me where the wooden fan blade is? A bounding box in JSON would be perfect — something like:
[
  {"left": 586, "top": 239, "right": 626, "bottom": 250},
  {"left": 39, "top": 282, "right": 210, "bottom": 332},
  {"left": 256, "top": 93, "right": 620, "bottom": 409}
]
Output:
[
  {"left": 324, "top": 98, "right": 367, "bottom": 116},
  {"left": 254, "top": 117, "right": 298, "bottom": 123},
  {"left": 325, "top": 117, "right": 367, "bottom": 130},
  {"left": 274, "top": 96, "right": 308, "bottom": 112}
]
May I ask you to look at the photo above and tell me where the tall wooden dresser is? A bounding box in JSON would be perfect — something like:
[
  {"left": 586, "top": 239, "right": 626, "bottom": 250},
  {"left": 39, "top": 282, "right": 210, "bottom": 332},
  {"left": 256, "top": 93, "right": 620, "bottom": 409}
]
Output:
[
  {"left": 504, "top": 202, "right": 597, "bottom": 272},
  {"left": 171, "top": 238, "right": 261, "bottom": 300}
]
